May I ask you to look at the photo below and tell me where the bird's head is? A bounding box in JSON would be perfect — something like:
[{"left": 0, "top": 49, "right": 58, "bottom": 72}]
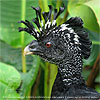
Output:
[
  {"left": 23, "top": 32, "right": 66, "bottom": 64},
  {"left": 18, "top": 5, "right": 92, "bottom": 65}
]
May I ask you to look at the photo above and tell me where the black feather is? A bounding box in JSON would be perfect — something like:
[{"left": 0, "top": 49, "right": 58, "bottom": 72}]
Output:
[
  {"left": 48, "top": 5, "right": 53, "bottom": 21},
  {"left": 53, "top": 9, "right": 58, "bottom": 20},
  {"left": 56, "top": 6, "right": 65, "bottom": 19},
  {"left": 32, "top": 17, "right": 41, "bottom": 29},
  {"left": 31, "top": 6, "right": 42, "bottom": 20},
  {"left": 65, "top": 17, "right": 83, "bottom": 27},
  {"left": 42, "top": 12, "right": 49, "bottom": 23}
]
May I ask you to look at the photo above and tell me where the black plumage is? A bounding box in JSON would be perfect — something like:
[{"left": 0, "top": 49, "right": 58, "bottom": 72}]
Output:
[{"left": 18, "top": 5, "right": 100, "bottom": 100}]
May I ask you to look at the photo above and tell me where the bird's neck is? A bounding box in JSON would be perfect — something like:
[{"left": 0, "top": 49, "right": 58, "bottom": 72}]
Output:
[
  {"left": 58, "top": 52, "right": 85, "bottom": 87},
  {"left": 51, "top": 52, "right": 86, "bottom": 96}
]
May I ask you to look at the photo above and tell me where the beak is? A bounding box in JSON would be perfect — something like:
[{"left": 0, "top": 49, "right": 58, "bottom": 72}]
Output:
[{"left": 24, "top": 45, "right": 33, "bottom": 56}]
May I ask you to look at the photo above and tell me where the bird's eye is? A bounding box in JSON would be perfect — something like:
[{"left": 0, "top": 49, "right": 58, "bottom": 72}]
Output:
[{"left": 46, "top": 42, "right": 52, "bottom": 48}]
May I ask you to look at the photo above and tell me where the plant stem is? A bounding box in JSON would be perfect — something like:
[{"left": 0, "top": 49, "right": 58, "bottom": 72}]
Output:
[
  {"left": 61, "top": 10, "right": 68, "bottom": 24},
  {"left": 22, "top": 48, "right": 26, "bottom": 73},
  {"left": 42, "top": 0, "right": 49, "bottom": 11},
  {"left": 56, "top": 0, "right": 62, "bottom": 10},
  {"left": 21, "top": 0, "right": 26, "bottom": 73},
  {"left": 92, "top": 41, "right": 100, "bottom": 45}
]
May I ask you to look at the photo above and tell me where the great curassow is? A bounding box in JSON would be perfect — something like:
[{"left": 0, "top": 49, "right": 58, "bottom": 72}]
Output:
[{"left": 18, "top": 5, "right": 100, "bottom": 100}]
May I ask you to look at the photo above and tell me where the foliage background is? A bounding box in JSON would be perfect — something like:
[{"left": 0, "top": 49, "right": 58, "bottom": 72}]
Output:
[{"left": 0, "top": 0, "right": 100, "bottom": 100}]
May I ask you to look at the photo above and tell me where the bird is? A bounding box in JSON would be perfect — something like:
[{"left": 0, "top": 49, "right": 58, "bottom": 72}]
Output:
[{"left": 18, "top": 5, "right": 100, "bottom": 100}]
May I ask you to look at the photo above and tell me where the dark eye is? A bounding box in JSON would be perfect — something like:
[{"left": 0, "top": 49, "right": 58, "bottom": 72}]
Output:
[{"left": 46, "top": 42, "right": 52, "bottom": 48}]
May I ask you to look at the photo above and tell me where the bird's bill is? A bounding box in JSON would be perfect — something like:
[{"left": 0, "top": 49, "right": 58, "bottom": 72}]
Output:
[{"left": 24, "top": 45, "right": 33, "bottom": 56}]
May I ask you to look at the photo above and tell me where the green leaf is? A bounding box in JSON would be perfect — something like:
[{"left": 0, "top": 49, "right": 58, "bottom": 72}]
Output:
[
  {"left": 83, "top": 30, "right": 100, "bottom": 66},
  {"left": 87, "top": 30, "right": 100, "bottom": 42},
  {"left": 82, "top": 69, "right": 91, "bottom": 81},
  {"left": 19, "top": 56, "right": 40, "bottom": 98},
  {"left": 68, "top": 2, "right": 99, "bottom": 33},
  {"left": 44, "top": 63, "right": 57, "bottom": 99},
  {"left": 0, "top": 62, "right": 21, "bottom": 90},
  {"left": 0, "top": 82, "right": 20, "bottom": 100},
  {"left": 83, "top": 44, "right": 99, "bottom": 66},
  {"left": 95, "top": 85, "right": 100, "bottom": 93},
  {"left": 0, "top": 0, "right": 38, "bottom": 48},
  {"left": 85, "top": 0, "right": 100, "bottom": 26},
  {"left": 48, "top": 64, "right": 57, "bottom": 97},
  {"left": 0, "top": 62, "right": 21, "bottom": 100}
]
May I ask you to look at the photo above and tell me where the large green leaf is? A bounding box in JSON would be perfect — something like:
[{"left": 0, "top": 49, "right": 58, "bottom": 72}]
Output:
[
  {"left": 68, "top": 2, "right": 99, "bottom": 33},
  {"left": 48, "top": 64, "right": 57, "bottom": 97},
  {"left": 0, "top": 62, "right": 21, "bottom": 99},
  {"left": 19, "top": 56, "right": 40, "bottom": 98},
  {"left": 0, "top": 0, "right": 38, "bottom": 48},
  {"left": 0, "top": 82, "right": 20, "bottom": 100},
  {"left": 0, "top": 62, "right": 21, "bottom": 89},
  {"left": 85, "top": 0, "right": 100, "bottom": 26},
  {"left": 44, "top": 63, "right": 57, "bottom": 99}
]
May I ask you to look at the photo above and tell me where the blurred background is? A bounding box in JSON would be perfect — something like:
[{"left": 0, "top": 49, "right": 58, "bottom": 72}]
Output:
[{"left": 0, "top": 0, "right": 100, "bottom": 100}]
